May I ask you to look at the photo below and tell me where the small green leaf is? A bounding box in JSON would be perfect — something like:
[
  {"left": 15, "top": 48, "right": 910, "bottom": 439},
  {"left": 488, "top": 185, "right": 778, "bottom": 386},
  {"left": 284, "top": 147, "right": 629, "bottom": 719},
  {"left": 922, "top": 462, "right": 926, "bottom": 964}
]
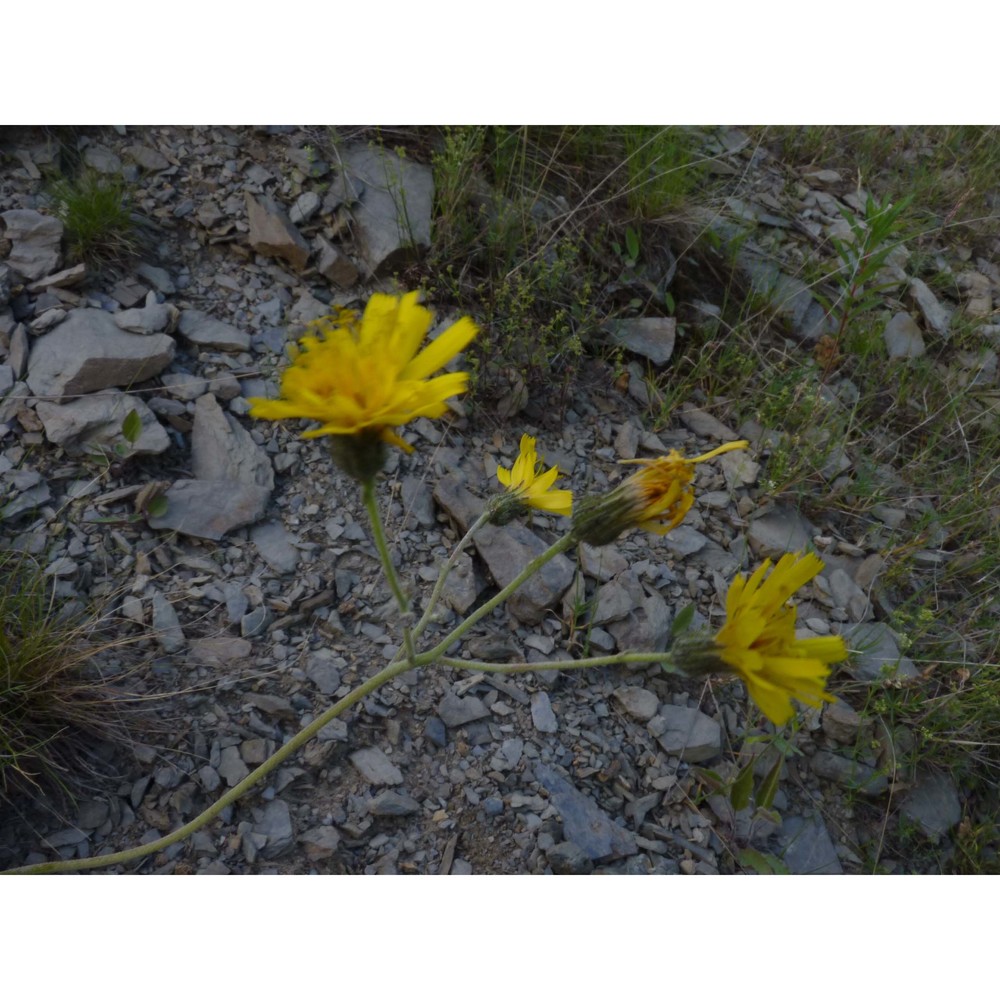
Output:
[
  {"left": 670, "top": 603, "right": 695, "bottom": 637},
  {"left": 625, "top": 226, "right": 640, "bottom": 261},
  {"left": 663, "top": 290, "right": 676, "bottom": 315},
  {"left": 145, "top": 495, "right": 168, "bottom": 518},
  {"left": 691, "top": 767, "right": 726, "bottom": 795},
  {"left": 730, "top": 758, "right": 756, "bottom": 812},
  {"left": 757, "top": 755, "right": 784, "bottom": 810},
  {"left": 121, "top": 409, "right": 142, "bottom": 444},
  {"left": 737, "top": 847, "right": 790, "bottom": 875}
]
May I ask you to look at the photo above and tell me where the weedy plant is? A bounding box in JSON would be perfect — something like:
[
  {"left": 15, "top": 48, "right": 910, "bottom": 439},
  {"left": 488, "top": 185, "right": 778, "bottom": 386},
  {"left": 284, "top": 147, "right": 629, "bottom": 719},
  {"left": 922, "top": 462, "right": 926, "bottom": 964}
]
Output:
[
  {"left": 2, "top": 291, "right": 846, "bottom": 875},
  {"left": 0, "top": 546, "right": 143, "bottom": 803},
  {"left": 47, "top": 169, "right": 141, "bottom": 271}
]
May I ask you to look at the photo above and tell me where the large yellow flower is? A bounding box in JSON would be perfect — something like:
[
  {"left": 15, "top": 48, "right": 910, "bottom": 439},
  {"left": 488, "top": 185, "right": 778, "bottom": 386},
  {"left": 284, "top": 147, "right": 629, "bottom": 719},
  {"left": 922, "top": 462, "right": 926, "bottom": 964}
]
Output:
[
  {"left": 675, "top": 552, "right": 844, "bottom": 726},
  {"left": 248, "top": 291, "right": 477, "bottom": 453},
  {"left": 495, "top": 434, "right": 572, "bottom": 518},
  {"left": 571, "top": 440, "right": 748, "bottom": 546}
]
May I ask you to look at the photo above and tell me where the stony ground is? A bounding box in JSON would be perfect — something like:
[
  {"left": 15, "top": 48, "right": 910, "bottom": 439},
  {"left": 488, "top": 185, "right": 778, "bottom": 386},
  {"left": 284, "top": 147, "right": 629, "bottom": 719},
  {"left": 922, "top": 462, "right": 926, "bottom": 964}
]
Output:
[{"left": 0, "top": 125, "right": 980, "bottom": 874}]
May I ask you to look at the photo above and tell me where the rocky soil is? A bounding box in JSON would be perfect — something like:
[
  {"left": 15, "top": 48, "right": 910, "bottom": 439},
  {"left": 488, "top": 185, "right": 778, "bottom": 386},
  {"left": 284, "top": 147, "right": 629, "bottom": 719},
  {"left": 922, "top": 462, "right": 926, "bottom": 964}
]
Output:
[{"left": 0, "top": 125, "right": 986, "bottom": 874}]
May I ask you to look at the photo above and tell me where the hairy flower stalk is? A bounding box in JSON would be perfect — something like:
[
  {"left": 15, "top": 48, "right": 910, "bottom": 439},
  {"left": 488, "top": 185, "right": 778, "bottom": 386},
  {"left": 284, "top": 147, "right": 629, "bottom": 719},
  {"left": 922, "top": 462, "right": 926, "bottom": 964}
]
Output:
[
  {"left": 571, "top": 440, "right": 748, "bottom": 546},
  {"left": 672, "top": 551, "right": 846, "bottom": 726}
]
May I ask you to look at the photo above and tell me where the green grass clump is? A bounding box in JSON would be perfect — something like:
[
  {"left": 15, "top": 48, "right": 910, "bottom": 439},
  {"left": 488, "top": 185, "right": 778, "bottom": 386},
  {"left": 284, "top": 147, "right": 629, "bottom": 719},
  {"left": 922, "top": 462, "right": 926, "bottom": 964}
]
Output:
[
  {"left": 0, "top": 547, "right": 141, "bottom": 803},
  {"left": 47, "top": 169, "right": 141, "bottom": 271}
]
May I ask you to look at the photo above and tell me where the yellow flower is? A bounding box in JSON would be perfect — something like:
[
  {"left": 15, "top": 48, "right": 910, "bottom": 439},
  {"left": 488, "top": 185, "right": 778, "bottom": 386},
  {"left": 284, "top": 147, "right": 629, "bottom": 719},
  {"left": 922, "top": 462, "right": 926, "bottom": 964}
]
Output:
[
  {"left": 571, "top": 440, "right": 748, "bottom": 546},
  {"left": 675, "top": 552, "right": 844, "bottom": 726},
  {"left": 248, "top": 291, "right": 477, "bottom": 455},
  {"left": 494, "top": 434, "right": 573, "bottom": 520}
]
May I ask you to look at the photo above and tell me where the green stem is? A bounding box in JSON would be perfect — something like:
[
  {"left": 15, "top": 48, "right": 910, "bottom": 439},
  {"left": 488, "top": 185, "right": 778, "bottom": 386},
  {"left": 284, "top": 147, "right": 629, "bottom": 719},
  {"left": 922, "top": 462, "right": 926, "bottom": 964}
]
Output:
[
  {"left": 1, "top": 656, "right": 417, "bottom": 876},
  {"left": 412, "top": 509, "right": 491, "bottom": 642},
  {"left": 421, "top": 533, "right": 575, "bottom": 662},
  {"left": 436, "top": 652, "right": 680, "bottom": 674},
  {"left": 362, "top": 478, "right": 415, "bottom": 664}
]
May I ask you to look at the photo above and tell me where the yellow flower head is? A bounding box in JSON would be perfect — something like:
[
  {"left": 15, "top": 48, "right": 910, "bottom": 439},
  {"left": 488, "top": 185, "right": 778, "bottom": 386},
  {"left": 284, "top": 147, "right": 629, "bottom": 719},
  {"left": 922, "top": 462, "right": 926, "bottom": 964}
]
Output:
[
  {"left": 571, "top": 440, "right": 748, "bottom": 546},
  {"left": 248, "top": 291, "right": 477, "bottom": 477},
  {"left": 674, "top": 551, "right": 845, "bottom": 726},
  {"left": 492, "top": 434, "right": 573, "bottom": 522}
]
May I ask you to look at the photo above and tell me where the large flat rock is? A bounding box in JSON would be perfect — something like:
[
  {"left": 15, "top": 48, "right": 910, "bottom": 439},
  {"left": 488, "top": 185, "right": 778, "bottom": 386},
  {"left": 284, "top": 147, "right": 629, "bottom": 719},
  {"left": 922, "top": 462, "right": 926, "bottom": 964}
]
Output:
[{"left": 26, "top": 308, "right": 175, "bottom": 399}]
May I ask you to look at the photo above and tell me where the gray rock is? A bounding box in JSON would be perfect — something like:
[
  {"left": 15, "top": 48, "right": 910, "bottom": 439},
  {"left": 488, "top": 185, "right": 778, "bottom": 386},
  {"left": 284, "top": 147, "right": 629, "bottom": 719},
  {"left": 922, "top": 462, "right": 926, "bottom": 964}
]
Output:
[
  {"left": 579, "top": 542, "right": 628, "bottom": 582},
  {"left": 114, "top": 296, "right": 176, "bottom": 335},
  {"left": 82, "top": 144, "right": 122, "bottom": 174},
  {"left": 191, "top": 393, "right": 274, "bottom": 489},
  {"left": 26, "top": 308, "right": 175, "bottom": 399},
  {"left": 36, "top": 389, "right": 169, "bottom": 457},
  {"left": 350, "top": 747, "right": 404, "bottom": 786},
  {"left": 218, "top": 745, "right": 249, "bottom": 786},
  {"left": 150, "top": 589, "right": 185, "bottom": 653},
  {"left": 342, "top": 144, "right": 434, "bottom": 276},
  {"left": 737, "top": 246, "right": 830, "bottom": 342},
  {"left": 440, "top": 552, "right": 481, "bottom": 614},
  {"left": 601, "top": 572, "right": 671, "bottom": 652},
  {"left": 811, "top": 750, "right": 888, "bottom": 797},
  {"left": 612, "top": 685, "right": 659, "bottom": 722},
  {"left": 677, "top": 406, "right": 741, "bottom": 441},
  {"left": 908, "top": 277, "right": 952, "bottom": 338},
  {"left": 177, "top": 309, "right": 251, "bottom": 352},
  {"left": 530, "top": 691, "right": 558, "bottom": 733},
  {"left": 604, "top": 317, "right": 676, "bottom": 365},
  {"left": 299, "top": 826, "right": 341, "bottom": 862},
  {"left": 663, "top": 525, "right": 708, "bottom": 558},
  {"left": 256, "top": 800, "right": 295, "bottom": 859},
  {"left": 123, "top": 144, "right": 171, "bottom": 172},
  {"left": 438, "top": 691, "right": 490, "bottom": 727},
  {"left": 719, "top": 448, "right": 759, "bottom": 488},
  {"left": 7, "top": 324, "right": 29, "bottom": 380},
  {"left": 288, "top": 191, "right": 322, "bottom": 226},
  {"left": 473, "top": 521, "right": 574, "bottom": 625},
  {"left": 136, "top": 263, "right": 176, "bottom": 294},
  {"left": 433, "top": 474, "right": 486, "bottom": 533},
  {"left": 26, "top": 263, "right": 87, "bottom": 292},
  {"left": 369, "top": 790, "right": 421, "bottom": 816},
  {"left": 883, "top": 312, "right": 926, "bottom": 358},
  {"left": 245, "top": 193, "right": 311, "bottom": 271},
  {"left": 76, "top": 799, "right": 110, "bottom": 830},
  {"left": 240, "top": 606, "right": 272, "bottom": 639},
  {"left": 778, "top": 813, "right": 843, "bottom": 873},
  {"left": 315, "top": 236, "right": 360, "bottom": 288},
  {"left": 250, "top": 520, "right": 300, "bottom": 574},
  {"left": 304, "top": 649, "right": 342, "bottom": 696},
  {"left": 146, "top": 479, "right": 271, "bottom": 541},
  {"left": 160, "top": 370, "right": 207, "bottom": 401},
  {"left": 592, "top": 576, "right": 635, "bottom": 624},
  {"left": 648, "top": 705, "right": 721, "bottom": 762},
  {"left": 546, "top": 840, "right": 595, "bottom": 874},
  {"left": 535, "top": 763, "right": 637, "bottom": 861},
  {"left": 821, "top": 697, "right": 869, "bottom": 744},
  {"left": 841, "top": 621, "right": 918, "bottom": 681},
  {"left": 747, "top": 506, "right": 815, "bottom": 559},
  {"left": 1, "top": 209, "right": 63, "bottom": 280},
  {"left": 899, "top": 768, "right": 961, "bottom": 842}
]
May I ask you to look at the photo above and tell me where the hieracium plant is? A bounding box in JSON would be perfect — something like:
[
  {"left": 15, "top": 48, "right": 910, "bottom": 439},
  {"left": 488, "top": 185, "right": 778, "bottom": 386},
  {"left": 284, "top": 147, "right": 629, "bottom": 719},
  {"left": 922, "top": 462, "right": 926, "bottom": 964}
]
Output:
[{"left": 2, "top": 290, "right": 847, "bottom": 875}]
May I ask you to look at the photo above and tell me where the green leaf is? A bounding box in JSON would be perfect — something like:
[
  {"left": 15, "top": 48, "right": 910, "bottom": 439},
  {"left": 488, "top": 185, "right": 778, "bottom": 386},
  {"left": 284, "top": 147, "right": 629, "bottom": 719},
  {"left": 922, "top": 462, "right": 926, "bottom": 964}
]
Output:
[
  {"left": 663, "top": 290, "right": 676, "bottom": 315},
  {"left": 625, "top": 226, "right": 640, "bottom": 261},
  {"left": 145, "top": 495, "right": 168, "bottom": 518},
  {"left": 757, "top": 755, "right": 784, "bottom": 810},
  {"left": 670, "top": 602, "right": 695, "bottom": 637},
  {"left": 691, "top": 767, "right": 726, "bottom": 795},
  {"left": 121, "top": 409, "right": 142, "bottom": 444},
  {"left": 730, "top": 758, "right": 756, "bottom": 812},
  {"left": 737, "top": 847, "right": 790, "bottom": 875}
]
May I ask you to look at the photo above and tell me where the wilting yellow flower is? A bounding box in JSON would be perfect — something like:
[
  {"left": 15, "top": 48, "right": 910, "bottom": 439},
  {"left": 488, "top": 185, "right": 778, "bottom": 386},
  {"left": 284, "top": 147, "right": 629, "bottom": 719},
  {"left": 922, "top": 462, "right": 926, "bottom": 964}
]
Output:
[
  {"left": 493, "top": 434, "right": 572, "bottom": 520},
  {"left": 248, "top": 291, "right": 477, "bottom": 458},
  {"left": 571, "top": 440, "right": 748, "bottom": 546},
  {"left": 674, "top": 552, "right": 845, "bottom": 726}
]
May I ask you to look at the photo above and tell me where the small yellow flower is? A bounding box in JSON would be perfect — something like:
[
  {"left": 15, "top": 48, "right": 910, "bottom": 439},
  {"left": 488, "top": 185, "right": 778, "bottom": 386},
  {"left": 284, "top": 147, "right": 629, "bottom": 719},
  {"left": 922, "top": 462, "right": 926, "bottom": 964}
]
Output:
[
  {"left": 571, "top": 440, "right": 748, "bottom": 546},
  {"left": 674, "top": 552, "right": 845, "bottom": 726},
  {"left": 494, "top": 434, "right": 573, "bottom": 519},
  {"left": 248, "top": 291, "right": 477, "bottom": 457}
]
